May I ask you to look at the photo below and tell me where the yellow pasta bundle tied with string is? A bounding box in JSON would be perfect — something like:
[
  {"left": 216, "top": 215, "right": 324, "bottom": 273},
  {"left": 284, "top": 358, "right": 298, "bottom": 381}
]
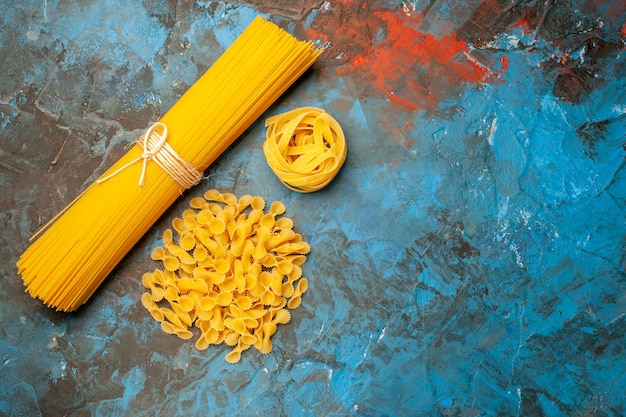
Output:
[
  {"left": 16, "top": 17, "right": 322, "bottom": 312},
  {"left": 141, "top": 189, "right": 309, "bottom": 364},
  {"left": 263, "top": 107, "right": 347, "bottom": 192}
]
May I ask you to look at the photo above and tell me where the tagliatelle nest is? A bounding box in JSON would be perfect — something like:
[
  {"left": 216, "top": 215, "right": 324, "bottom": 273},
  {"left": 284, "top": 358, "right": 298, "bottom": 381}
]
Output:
[
  {"left": 263, "top": 107, "right": 347, "bottom": 193},
  {"left": 141, "top": 189, "right": 309, "bottom": 363}
]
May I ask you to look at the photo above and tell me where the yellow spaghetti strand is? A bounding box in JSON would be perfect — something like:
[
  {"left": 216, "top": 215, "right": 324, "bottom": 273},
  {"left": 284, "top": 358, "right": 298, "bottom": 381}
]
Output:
[
  {"left": 17, "top": 16, "right": 322, "bottom": 312},
  {"left": 263, "top": 107, "right": 347, "bottom": 193}
]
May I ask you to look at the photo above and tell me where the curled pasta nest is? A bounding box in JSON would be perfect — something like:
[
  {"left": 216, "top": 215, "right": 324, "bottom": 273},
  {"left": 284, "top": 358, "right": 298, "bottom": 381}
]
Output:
[
  {"left": 263, "top": 107, "right": 347, "bottom": 193},
  {"left": 141, "top": 189, "right": 309, "bottom": 364}
]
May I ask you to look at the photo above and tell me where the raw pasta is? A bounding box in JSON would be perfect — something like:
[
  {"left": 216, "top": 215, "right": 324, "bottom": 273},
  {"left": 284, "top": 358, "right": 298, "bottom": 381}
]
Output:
[
  {"left": 16, "top": 17, "right": 322, "bottom": 312},
  {"left": 141, "top": 190, "right": 309, "bottom": 363},
  {"left": 263, "top": 107, "right": 347, "bottom": 192}
]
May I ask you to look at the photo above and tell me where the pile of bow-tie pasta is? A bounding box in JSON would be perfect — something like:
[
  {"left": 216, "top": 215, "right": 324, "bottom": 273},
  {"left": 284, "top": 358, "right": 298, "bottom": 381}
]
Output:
[{"left": 141, "top": 189, "right": 309, "bottom": 363}]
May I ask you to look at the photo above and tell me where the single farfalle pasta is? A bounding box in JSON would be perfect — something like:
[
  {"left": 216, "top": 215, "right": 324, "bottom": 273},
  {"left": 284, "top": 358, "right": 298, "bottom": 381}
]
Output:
[
  {"left": 263, "top": 107, "right": 347, "bottom": 193},
  {"left": 141, "top": 189, "right": 310, "bottom": 363}
]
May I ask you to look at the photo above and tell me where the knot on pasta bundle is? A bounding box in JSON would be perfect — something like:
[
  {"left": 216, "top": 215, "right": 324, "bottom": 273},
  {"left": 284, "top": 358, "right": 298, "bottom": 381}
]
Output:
[
  {"left": 263, "top": 107, "right": 347, "bottom": 193},
  {"left": 97, "top": 122, "right": 203, "bottom": 189}
]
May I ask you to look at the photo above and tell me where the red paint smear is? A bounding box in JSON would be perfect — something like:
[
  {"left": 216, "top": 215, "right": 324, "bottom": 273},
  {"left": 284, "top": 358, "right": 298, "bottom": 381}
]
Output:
[
  {"left": 499, "top": 56, "right": 510, "bottom": 72},
  {"left": 512, "top": 18, "right": 534, "bottom": 35},
  {"left": 307, "top": 7, "right": 498, "bottom": 111}
]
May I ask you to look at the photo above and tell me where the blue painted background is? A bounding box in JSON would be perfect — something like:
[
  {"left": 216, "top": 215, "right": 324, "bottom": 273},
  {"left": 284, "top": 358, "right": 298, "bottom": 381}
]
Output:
[{"left": 0, "top": 0, "right": 624, "bottom": 416}]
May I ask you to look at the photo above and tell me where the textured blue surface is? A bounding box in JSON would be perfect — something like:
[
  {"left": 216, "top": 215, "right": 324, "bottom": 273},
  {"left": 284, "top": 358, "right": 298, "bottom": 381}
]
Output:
[{"left": 1, "top": 0, "right": 625, "bottom": 416}]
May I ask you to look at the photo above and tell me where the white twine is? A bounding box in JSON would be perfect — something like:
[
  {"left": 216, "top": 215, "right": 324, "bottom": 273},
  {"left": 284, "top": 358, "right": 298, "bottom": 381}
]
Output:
[{"left": 96, "top": 122, "right": 202, "bottom": 189}]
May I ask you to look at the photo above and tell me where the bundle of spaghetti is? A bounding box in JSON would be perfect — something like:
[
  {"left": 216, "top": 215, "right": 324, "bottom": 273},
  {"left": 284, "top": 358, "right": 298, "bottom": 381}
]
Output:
[{"left": 17, "top": 16, "right": 323, "bottom": 312}]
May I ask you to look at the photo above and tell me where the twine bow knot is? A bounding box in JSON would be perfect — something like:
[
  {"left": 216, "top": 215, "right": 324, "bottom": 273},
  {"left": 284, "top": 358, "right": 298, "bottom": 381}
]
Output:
[{"left": 97, "top": 122, "right": 202, "bottom": 189}]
